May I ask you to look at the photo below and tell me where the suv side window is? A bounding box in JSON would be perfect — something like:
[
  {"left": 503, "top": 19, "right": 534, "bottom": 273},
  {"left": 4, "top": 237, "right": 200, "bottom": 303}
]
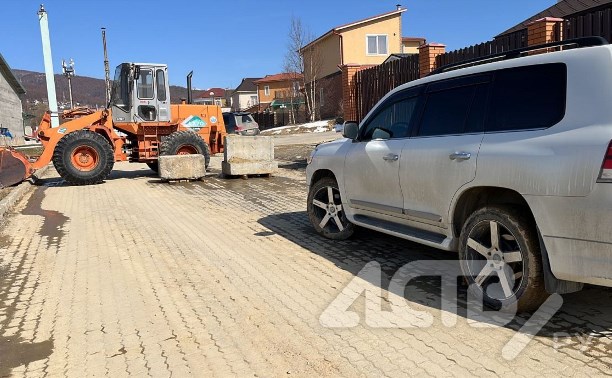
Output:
[
  {"left": 416, "top": 75, "right": 490, "bottom": 137},
  {"left": 487, "top": 63, "right": 567, "bottom": 132},
  {"left": 362, "top": 105, "right": 393, "bottom": 140},
  {"left": 360, "top": 87, "right": 423, "bottom": 141}
]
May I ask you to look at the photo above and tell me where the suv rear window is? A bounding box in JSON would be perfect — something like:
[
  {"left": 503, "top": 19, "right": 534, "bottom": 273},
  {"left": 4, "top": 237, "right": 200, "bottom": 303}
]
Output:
[
  {"left": 236, "top": 114, "right": 255, "bottom": 125},
  {"left": 418, "top": 85, "right": 484, "bottom": 137},
  {"left": 487, "top": 63, "right": 567, "bottom": 132},
  {"left": 416, "top": 75, "right": 489, "bottom": 137}
]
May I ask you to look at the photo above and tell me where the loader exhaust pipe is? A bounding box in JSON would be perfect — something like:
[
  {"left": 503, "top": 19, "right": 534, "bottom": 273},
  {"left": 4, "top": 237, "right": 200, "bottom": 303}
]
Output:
[{"left": 187, "top": 71, "right": 193, "bottom": 105}]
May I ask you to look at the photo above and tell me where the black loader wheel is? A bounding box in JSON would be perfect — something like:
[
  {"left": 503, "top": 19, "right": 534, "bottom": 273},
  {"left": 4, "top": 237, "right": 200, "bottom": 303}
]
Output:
[
  {"left": 52, "top": 130, "right": 114, "bottom": 185},
  {"left": 458, "top": 206, "right": 548, "bottom": 313},
  {"left": 159, "top": 130, "right": 211, "bottom": 168}
]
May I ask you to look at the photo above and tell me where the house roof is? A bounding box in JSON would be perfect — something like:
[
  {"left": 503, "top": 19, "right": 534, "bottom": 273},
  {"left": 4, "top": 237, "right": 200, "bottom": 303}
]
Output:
[
  {"left": 254, "top": 73, "right": 303, "bottom": 84},
  {"left": 0, "top": 53, "right": 26, "bottom": 95},
  {"left": 497, "top": 0, "right": 612, "bottom": 37},
  {"left": 402, "top": 36, "right": 426, "bottom": 44},
  {"left": 383, "top": 53, "right": 417, "bottom": 64},
  {"left": 234, "top": 77, "right": 261, "bottom": 92},
  {"left": 198, "top": 87, "right": 225, "bottom": 98},
  {"left": 302, "top": 7, "right": 407, "bottom": 51}
]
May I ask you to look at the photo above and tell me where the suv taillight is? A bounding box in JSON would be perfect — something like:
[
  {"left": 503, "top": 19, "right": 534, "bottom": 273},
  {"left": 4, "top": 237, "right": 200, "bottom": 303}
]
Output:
[{"left": 598, "top": 141, "right": 612, "bottom": 183}]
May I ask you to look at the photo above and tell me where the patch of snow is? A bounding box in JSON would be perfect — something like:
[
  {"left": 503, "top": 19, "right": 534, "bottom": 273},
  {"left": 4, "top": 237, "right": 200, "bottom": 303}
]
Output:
[{"left": 261, "top": 119, "right": 333, "bottom": 136}]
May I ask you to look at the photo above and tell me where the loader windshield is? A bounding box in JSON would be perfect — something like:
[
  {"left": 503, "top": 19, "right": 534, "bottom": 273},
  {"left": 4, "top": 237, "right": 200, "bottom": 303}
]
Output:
[{"left": 110, "top": 63, "right": 130, "bottom": 110}]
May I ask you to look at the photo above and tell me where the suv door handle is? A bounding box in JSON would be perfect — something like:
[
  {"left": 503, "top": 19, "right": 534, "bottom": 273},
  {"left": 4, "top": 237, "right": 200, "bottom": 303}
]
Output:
[
  {"left": 383, "top": 154, "right": 399, "bottom": 161},
  {"left": 449, "top": 152, "right": 471, "bottom": 161}
]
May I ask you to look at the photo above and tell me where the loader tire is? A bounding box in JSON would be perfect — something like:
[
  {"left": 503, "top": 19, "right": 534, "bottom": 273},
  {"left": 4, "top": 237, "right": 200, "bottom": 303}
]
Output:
[
  {"left": 159, "top": 130, "right": 211, "bottom": 168},
  {"left": 53, "top": 130, "right": 114, "bottom": 185}
]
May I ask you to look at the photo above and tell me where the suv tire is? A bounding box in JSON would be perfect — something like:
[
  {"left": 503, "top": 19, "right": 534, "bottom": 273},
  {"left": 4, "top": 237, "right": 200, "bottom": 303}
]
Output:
[
  {"left": 307, "top": 177, "right": 354, "bottom": 240},
  {"left": 458, "top": 206, "right": 548, "bottom": 312}
]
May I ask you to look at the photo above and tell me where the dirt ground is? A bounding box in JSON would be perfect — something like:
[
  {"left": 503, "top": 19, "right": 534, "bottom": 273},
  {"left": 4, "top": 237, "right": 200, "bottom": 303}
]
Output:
[{"left": 274, "top": 143, "right": 317, "bottom": 169}]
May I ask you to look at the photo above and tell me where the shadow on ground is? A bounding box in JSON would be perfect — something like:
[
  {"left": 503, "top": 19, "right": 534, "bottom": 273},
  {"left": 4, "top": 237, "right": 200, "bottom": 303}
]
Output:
[{"left": 258, "top": 211, "right": 612, "bottom": 343}]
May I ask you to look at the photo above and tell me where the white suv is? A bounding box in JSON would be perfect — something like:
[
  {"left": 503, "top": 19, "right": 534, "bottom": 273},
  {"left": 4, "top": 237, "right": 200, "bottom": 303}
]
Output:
[{"left": 306, "top": 38, "right": 612, "bottom": 311}]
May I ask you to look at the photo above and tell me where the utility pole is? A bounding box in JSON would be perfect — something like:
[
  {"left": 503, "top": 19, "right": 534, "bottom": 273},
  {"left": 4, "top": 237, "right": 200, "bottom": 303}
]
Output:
[
  {"left": 38, "top": 4, "right": 59, "bottom": 127},
  {"left": 102, "top": 27, "right": 111, "bottom": 106},
  {"left": 62, "top": 59, "right": 75, "bottom": 109}
]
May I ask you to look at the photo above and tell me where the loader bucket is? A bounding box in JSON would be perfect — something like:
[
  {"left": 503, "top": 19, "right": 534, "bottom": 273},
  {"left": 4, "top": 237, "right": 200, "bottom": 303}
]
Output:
[{"left": 0, "top": 148, "right": 33, "bottom": 188}]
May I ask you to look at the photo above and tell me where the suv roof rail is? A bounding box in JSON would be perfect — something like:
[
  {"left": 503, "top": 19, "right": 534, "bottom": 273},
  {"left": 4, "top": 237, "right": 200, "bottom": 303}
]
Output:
[{"left": 429, "top": 36, "right": 609, "bottom": 76}]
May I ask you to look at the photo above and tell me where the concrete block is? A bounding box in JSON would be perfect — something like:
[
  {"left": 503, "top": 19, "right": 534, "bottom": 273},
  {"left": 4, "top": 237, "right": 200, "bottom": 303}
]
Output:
[
  {"left": 221, "top": 161, "right": 278, "bottom": 176},
  {"left": 158, "top": 154, "right": 206, "bottom": 180},
  {"left": 222, "top": 135, "right": 277, "bottom": 176}
]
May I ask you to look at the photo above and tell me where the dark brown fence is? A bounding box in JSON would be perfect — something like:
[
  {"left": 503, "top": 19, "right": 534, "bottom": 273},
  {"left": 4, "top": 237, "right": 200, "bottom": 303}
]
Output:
[
  {"left": 353, "top": 54, "right": 420, "bottom": 121},
  {"left": 252, "top": 112, "right": 275, "bottom": 129},
  {"left": 252, "top": 110, "right": 308, "bottom": 130},
  {"left": 436, "top": 29, "right": 527, "bottom": 68},
  {"left": 564, "top": 7, "right": 612, "bottom": 42}
]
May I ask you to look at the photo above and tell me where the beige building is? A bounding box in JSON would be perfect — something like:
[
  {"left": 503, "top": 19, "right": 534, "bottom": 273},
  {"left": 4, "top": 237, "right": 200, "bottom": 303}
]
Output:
[
  {"left": 301, "top": 7, "right": 407, "bottom": 82},
  {"left": 299, "top": 7, "right": 427, "bottom": 119},
  {"left": 402, "top": 37, "right": 426, "bottom": 54},
  {"left": 231, "top": 78, "right": 261, "bottom": 112},
  {"left": 254, "top": 73, "right": 303, "bottom": 111}
]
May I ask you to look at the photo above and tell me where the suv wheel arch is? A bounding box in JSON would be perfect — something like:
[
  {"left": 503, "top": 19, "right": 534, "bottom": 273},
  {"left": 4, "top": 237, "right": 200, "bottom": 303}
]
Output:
[
  {"left": 310, "top": 169, "right": 336, "bottom": 188},
  {"left": 452, "top": 186, "right": 582, "bottom": 294}
]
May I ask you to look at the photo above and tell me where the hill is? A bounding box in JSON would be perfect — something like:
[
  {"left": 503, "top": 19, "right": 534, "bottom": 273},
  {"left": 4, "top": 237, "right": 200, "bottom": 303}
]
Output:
[{"left": 14, "top": 69, "right": 209, "bottom": 109}]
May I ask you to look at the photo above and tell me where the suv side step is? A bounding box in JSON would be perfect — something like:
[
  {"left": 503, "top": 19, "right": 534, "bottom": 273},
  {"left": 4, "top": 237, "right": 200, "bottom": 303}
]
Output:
[{"left": 353, "top": 215, "right": 446, "bottom": 244}]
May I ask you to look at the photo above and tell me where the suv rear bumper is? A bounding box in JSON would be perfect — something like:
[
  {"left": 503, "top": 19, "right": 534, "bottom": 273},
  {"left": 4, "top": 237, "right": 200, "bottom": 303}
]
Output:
[
  {"left": 543, "top": 236, "right": 612, "bottom": 286},
  {"left": 526, "top": 184, "right": 612, "bottom": 286}
]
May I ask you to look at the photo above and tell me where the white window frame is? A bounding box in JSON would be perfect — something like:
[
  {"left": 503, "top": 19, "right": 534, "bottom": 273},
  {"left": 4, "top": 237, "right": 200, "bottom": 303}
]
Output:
[
  {"left": 366, "top": 34, "right": 388, "bottom": 56},
  {"left": 264, "top": 85, "right": 270, "bottom": 96}
]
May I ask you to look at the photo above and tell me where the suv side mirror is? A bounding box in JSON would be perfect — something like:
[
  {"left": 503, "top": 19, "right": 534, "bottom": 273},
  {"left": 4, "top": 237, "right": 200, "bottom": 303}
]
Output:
[{"left": 342, "top": 122, "right": 359, "bottom": 140}]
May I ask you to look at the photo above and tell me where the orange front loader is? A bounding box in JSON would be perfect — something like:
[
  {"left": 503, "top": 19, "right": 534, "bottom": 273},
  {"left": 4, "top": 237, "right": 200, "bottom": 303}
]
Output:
[{"left": 0, "top": 62, "right": 226, "bottom": 187}]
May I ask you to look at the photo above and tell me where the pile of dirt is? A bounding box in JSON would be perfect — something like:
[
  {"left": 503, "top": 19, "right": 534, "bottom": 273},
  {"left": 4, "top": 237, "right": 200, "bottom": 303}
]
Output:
[{"left": 274, "top": 144, "right": 317, "bottom": 170}]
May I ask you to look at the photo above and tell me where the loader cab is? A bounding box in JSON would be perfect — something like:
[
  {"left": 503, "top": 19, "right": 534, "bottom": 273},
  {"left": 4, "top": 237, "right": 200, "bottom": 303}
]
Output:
[{"left": 110, "top": 62, "right": 171, "bottom": 123}]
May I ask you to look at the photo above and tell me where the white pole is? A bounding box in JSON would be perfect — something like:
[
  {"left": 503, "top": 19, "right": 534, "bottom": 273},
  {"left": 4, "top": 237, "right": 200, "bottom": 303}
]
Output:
[{"left": 38, "top": 5, "right": 59, "bottom": 127}]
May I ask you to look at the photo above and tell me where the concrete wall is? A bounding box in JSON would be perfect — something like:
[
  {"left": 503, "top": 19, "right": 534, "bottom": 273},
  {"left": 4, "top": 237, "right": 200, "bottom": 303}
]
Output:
[{"left": 0, "top": 72, "right": 24, "bottom": 145}]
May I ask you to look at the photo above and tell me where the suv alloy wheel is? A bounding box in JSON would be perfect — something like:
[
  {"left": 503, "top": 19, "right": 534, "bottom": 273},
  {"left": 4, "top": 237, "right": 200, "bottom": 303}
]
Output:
[{"left": 307, "top": 177, "right": 355, "bottom": 240}]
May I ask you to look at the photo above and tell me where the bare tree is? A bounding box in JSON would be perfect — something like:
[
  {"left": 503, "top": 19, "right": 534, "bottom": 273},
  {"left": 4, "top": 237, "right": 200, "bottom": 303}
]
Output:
[{"left": 284, "top": 17, "right": 321, "bottom": 123}]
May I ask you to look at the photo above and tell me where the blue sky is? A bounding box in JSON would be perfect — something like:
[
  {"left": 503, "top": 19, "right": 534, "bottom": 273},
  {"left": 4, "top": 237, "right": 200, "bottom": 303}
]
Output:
[{"left": 0, "top": 0, "right": 554, "bottom": 89}]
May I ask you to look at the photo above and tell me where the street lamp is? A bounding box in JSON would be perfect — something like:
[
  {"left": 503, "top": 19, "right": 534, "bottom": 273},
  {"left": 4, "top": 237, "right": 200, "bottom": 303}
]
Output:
[{"left": 62, "top": 58, "right": 75, "bottom": 109}]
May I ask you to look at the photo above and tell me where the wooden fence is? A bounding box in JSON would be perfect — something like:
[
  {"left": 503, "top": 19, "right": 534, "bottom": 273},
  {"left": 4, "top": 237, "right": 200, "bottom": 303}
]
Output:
[
  {"left": 564, "top": 6, "right": 612, "bottom": 42},
  {"left": 436, "top": 29, "right": 528, "bottom": 68},
  {"left": 252, "top": 110, "right": 308, "bottom": 130},
  {"left": 353, "top": 54, "right": 420, "bottom": 121}
]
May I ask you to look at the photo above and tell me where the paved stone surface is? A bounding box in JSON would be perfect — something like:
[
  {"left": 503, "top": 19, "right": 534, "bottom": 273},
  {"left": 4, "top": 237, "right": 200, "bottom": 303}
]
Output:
[{"left": 1, "top": 157, "right": 612, "bottom": 377}]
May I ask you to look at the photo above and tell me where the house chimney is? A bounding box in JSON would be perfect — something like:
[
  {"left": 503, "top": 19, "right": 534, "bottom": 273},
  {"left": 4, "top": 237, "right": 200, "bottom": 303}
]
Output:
[{"left": 396, "top": 4, "right": 402, "bottom": 10}]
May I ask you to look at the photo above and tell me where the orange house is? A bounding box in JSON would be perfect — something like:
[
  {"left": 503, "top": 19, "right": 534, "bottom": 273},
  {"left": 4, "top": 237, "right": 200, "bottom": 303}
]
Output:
[{"left": 254, "top": 73, "right": 304, "bottom": 111}]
